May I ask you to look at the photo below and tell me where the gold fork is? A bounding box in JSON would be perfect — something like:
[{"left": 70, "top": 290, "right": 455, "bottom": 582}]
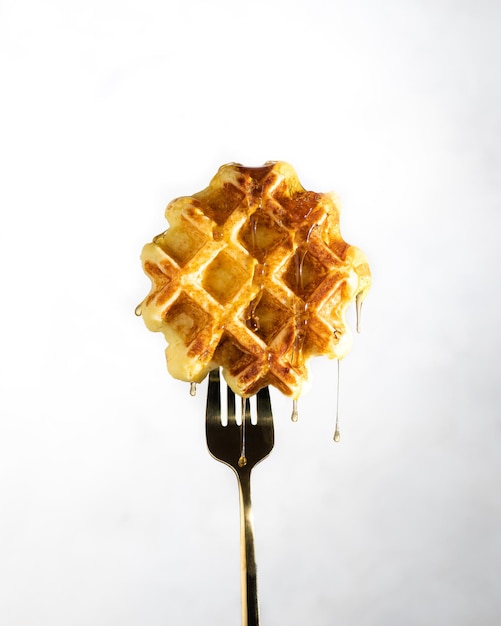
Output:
[{"left": 205, "top": 368, "right": 274, "bottom": 626}]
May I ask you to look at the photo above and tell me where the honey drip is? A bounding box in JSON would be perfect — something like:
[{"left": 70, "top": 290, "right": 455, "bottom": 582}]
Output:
[
  {"left": 291, "top": 248, "right": 307, "bottom": 366},
  {"left": 134, "top": 303, "right": 143, "bottom": 317},
  {"left": 189, "top": 382, "right": 197, "bottom": 397},
  {"left": 333, "top": 359, "right": 341, "bottom": 442},
  {"left": 356, "top": 291, "right": 364, "bottom": 333},
  {"left": 239, "top": 397, "right": 247, "bottom": 465},
  {"left": 246, "top": 204, "right": 266, "bottom": 332},
  {"left": 291, "top": 301, "right": 308, "bottom": 367},
  {"left": 291, "top": 399, "right": 299, "bottom": 422}
]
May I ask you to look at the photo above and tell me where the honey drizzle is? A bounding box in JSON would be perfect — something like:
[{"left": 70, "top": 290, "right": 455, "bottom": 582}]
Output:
[
  {"left": 291, "top": 224, "right": 317, "bottom": 367},
  {"left": 245, "top": 185, "right": 266, "bottom": 333},
  {"left": 189, "top": 382, "right": 197, "bottom": 396}
]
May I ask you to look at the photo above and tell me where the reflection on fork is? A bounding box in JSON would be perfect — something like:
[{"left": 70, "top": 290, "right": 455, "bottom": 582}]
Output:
[{"left": 205, "top": 368, "right": 274, "bottom": 626}]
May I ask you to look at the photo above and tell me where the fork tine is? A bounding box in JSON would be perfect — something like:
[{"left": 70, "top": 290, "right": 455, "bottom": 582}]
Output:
[
  {"left": 206, "top": 368, "right": 221, "bottom": 425},
  {"left": 256, "top": 386, "right": 272, "bottom": 424},
  {"left": 227, "top": 384, "right": 236, "bottom": 425}
]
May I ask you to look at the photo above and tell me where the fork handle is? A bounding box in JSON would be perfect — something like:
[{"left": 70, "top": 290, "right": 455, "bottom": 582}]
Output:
[{"left": 238, "top": 469, "right": 260, "bottom": 626}]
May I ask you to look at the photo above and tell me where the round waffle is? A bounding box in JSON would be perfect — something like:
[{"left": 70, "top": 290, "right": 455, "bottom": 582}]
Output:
[{"left": 139, "top": 161, "right": 370, "bottom": 399}]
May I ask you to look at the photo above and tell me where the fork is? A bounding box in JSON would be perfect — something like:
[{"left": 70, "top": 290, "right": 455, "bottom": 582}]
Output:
[{"left": 206, "top": 368, "right": 274, "bottom": 626}]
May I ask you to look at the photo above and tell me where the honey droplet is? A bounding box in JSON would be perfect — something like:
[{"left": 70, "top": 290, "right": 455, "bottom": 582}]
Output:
[
  {"left": 245, "top": 291, "right": 263, "bottom": 332},
  {"left": 134, "top": 303, "right": 143, "bottom": 317},
  {"left": 291, "top": 399, "right": 299, "bottom": 422},
  {"left": 254, "top": 263, "right": 265, "bottom": 281},
  {"left": 238, "top": 455, "right": 248, "bottom": 467},
  {"left": 213, "top": 226, "right": 224, "bottom": 241},
  {"left": 189, "top": 382, "right": 197, "bottom": 397},
  {"left": 333, "top": 429, "right": 341, "bottom": 443},
  {"left": 246, "top": 317, "right": 259, "bottom": 332}
]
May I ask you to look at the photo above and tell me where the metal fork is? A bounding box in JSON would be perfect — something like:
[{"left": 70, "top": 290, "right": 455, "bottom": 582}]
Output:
[{"left": 206, "top": 368, "right": 274, "bottom": 626}]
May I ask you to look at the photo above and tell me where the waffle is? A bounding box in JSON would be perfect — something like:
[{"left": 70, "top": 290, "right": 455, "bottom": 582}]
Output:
[{"left": 139, "top": 161, "right": 370, "bottom": 399}]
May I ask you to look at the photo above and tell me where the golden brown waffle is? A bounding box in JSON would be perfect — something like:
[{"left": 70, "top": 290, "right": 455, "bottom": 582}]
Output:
[{"left": 139, "top": 161, "right": 370, "bottom": 399}]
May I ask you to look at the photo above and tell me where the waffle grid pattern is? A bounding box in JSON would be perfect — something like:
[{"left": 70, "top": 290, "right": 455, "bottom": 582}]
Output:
[{"left": 140, "top": 162, "right": 370, "bottom": 398}]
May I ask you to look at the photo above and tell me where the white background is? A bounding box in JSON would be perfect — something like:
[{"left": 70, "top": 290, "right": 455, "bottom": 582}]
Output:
[{"left": 1, "top": 0, "right": 500, "bottom": 624}]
